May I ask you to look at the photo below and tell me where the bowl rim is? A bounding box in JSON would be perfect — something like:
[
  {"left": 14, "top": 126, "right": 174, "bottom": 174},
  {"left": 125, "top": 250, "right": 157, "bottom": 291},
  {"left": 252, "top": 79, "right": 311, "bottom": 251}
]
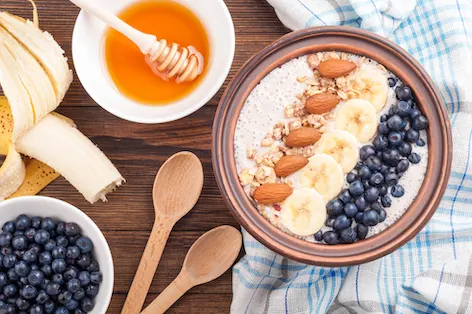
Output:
[
  {"left": 212, "top": 26, "right": 452, "bottom": 266},
  {"left": 71, "top": 0, "right": 235, "bottom": 124},
  {"left": 0, "top": 196, "right": 114, "bottom": 313}
]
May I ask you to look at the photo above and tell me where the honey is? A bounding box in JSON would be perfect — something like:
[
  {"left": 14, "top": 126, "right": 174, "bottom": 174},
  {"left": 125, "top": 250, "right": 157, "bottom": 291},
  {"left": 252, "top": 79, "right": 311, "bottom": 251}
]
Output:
[{"left": 104, "top": 0, "right": 210, "bottom": 105}]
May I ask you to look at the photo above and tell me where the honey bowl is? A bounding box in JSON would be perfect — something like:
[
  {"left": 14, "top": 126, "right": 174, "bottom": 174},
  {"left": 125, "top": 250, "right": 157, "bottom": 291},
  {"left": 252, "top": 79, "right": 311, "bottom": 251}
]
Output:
[{"left": 72, "top": 0, "right": 234, "bottom": 123}]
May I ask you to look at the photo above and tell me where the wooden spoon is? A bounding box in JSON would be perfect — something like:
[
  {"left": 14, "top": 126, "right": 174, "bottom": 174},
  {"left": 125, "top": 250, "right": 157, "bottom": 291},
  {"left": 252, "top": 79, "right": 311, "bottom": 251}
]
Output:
[
  {"left": 141, "top": 226, "right": 242, "bottom": 314},
  {"left": 121, "top": 152, "right": 204, "bottom": 314}
]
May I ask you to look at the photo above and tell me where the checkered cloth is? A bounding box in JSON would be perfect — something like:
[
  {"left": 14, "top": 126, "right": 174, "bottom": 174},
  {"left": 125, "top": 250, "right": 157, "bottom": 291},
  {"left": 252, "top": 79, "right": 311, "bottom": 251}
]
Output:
[{"left": 231, "top": 0, "right": 472, "bottom": 313}]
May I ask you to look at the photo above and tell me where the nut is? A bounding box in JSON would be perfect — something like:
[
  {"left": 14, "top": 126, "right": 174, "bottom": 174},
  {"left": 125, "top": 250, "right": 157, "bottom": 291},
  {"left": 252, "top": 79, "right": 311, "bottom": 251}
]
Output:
[
  {"left": 317, "top": 60, "right": 357, "bottom": 78},
  {"left": 253, "top": 183, "right": 293, "bottom": 204},
  {"left": 285, "top": 127, "right": 321, "bottom": 147},
  {"left": 305, "top": 92, "right": 340, "bottom": 114},
  {"left": 275, "top": 155, "right": 309, "bottom": 177}
]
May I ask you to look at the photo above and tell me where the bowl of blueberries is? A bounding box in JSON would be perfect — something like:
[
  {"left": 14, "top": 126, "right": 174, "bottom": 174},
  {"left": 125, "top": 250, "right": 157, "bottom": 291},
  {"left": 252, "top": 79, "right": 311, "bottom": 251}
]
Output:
[{"left": 0, "top": 196, "right": 113, "bottom": 314}]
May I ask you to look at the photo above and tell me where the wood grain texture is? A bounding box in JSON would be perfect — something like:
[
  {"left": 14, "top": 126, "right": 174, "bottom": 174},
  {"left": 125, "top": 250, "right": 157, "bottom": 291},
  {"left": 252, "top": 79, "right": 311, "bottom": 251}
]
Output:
[{"left": 0, "top": 0, "right": 289, "bottom": 312}]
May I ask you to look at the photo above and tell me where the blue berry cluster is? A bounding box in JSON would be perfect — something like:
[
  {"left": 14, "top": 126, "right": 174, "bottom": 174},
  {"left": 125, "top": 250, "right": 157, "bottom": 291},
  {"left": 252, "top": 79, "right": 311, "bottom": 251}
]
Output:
[
  {"left": 0, "top": 215, "right": 102, "bottom": 313},
  {"left": 317, "top": 83, "right": 429, "bottom": 245}
]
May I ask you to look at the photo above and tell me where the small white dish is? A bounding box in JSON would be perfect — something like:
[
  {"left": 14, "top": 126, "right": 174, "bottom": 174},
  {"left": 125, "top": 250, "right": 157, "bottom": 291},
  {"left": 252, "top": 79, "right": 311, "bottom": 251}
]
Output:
[
  {"left": 0, "top": 196, "right": 114, "bottom": 314},
  {"left": 72, "top": 0, "right": 235, "bottom": 124}
]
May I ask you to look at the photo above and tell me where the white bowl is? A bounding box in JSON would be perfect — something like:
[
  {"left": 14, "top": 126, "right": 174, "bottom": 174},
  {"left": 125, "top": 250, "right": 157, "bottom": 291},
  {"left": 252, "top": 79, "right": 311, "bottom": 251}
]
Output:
[
  {"left": 72, "top": 0, "right": 235, "bottom": 123},
  {"left": 0, "top": 196, "right": 113, "bottom": 314}
]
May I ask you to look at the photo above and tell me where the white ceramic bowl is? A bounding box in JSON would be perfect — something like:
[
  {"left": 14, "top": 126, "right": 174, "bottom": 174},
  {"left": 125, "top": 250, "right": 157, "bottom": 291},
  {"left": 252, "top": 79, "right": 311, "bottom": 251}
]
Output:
[
  {"left": 72, "top": 0, "right": 235, "bottom": 123},
  {"left": 0, "top": 196, "right": 113, "bottom": 314}
]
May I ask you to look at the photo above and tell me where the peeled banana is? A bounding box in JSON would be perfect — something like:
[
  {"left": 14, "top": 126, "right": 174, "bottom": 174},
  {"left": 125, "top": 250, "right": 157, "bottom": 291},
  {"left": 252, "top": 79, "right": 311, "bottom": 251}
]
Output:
[
  {"left": 0, "top": 145, "right": 26, "bottom": 200},
  {"left": 280, "top": 188, "right": 327, "bottom": 236},
  {"left": 315, "top": 130, "right": 359, "bottom": 173},
  {"left": 352, "top": 68, "right": 389, "bottom": 112},
  {"left": 335, "top": 99, "right": 378, "bottom": 143}
]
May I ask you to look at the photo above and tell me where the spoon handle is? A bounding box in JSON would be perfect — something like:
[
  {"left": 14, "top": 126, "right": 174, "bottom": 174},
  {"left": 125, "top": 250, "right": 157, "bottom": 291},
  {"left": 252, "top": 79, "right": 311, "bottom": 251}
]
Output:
[
  {"left": 141, "top": 274, "right": 192, "bottom": 314},
  {"left": 121, "top": 218, "right": 173, "bottom": 314}
]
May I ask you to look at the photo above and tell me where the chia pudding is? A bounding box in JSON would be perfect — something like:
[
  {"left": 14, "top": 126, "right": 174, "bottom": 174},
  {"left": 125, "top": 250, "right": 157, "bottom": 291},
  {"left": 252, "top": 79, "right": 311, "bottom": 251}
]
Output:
[{"left": 235, "top": 51, "right": 429, "bottom": 244}]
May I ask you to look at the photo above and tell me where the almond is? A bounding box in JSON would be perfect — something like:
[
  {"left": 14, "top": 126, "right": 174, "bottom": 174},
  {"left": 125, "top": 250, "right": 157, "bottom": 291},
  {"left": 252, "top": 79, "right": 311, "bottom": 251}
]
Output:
[
  {"left": 285, "top": 127, "right": 321, "bottom": 147},
  {"left": 253, "top": 183, "right": 293, "bottom": 204},
  {"left": 275, "top": 155, "right": 309, "bottom": 177},
  {"left": 317, "top": 60, "right": 357, "bottom": 78},
  {"left": 305, "top": 93, "right": 340, "bottom": 114}
]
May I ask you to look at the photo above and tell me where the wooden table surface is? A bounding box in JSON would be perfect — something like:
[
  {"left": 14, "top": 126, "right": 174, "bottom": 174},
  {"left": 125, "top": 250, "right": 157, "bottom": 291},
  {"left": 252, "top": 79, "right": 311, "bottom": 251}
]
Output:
[{"left": 2, "top": 0, "right": 289, "bottom": 312}]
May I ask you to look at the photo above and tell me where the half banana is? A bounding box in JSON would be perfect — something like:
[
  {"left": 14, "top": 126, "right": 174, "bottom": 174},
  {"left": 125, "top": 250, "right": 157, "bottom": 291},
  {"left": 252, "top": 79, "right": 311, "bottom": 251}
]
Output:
[
  {"left": 315, "top": 130, "right": 359, "bottom": 173},
  {"left": 352, "top": 68, "right": 388, "bottom": 112},
  {"left": 0, "top": 145, "right": 26, "bottom": 200},
  {"left": 335, "top": 99, "right": 378, "bottom": 143},
  {"left": 299, "top": 154, "right": 344, "bottom": 200},
  {"left": 280, "top": 188, "right": 327, "bottom": 236}
]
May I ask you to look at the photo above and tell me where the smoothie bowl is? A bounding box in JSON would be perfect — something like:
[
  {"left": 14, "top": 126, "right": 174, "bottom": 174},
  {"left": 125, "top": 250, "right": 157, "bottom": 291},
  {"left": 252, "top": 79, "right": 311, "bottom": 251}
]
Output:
[{"left": 212, "top": 27, "right": 452, "bottom": 266}]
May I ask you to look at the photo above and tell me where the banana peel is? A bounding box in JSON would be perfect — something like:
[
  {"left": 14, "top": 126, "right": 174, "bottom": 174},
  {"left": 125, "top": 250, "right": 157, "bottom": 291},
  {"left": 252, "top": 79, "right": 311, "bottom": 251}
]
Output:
[{"left": 0, "top": 97, "right": 13, "bottom": 156}]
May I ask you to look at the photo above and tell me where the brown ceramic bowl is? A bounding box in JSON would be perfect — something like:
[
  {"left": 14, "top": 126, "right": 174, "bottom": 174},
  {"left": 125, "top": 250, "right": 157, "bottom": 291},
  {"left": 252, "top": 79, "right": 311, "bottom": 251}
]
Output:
[{"left": 212, "top": 26, "right": 452, "bottom": 266}]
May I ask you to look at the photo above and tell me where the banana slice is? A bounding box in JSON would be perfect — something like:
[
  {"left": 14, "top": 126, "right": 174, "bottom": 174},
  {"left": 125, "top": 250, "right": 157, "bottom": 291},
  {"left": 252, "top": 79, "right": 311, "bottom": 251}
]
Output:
[
  {"left": 352, "top": 68, "right": 388, "bottom": 112},
  {"left": 335, "top": 99, "right": 378, "bottom": 143},
  {"left": 315, "top": 130, "right": 359, "bottom": 173},
  {"left": 299, "top": 154, "right": 344, "bottom": 200},
  {"left": 280, "top": 188, "right": 326, "bottom": 236}
]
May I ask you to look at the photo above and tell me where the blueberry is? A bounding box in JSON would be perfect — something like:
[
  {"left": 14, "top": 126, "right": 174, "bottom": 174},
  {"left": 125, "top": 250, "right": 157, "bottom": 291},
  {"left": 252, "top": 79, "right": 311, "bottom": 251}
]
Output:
[
  {"left": 363, "top": 210, "right": 380, "bottom": 226},
  {"left": 52, "top": 247, "right": 66, "bottom": 259},
  {"left": 15, "top": 215, "right": 31, "bottom": 231},
  {"left": 55, "top": 307, "right": 69, "bottom": 314},
  {"left": 311, "top": 230, "right": 322, "bottom": 242},
  {"left": 334, "top": 215, "right": 351, "bottom": 231},
  {"left": 78, "top": 272, "right": 90, "bottom": 287},
  {"left": 52, "top": 274, "right": 64, "bottom": 285},
  {"left": 41, "top": 265, "right": 52, "bottom": 278},
  {"left": 398, "top": 142, "right": 412, "bottom": 157},
  {"left": 416, "top": 138, "right": 426, "bottom": 147},
  {"left": 366, "top": 156, "right": 383, "bottom": 172},
  {"left": 39, "top": 252, "right": 52, "bottom": 266},
  {"left": 344, "top": 203, "right": 358, "bottom": 218},
  {"left": 40, "top": 218, "right": 56, "bottom": 232},
  {"left": 387, "top": 115, "right": 404, "bottom": 131},
  {"left": 3, "top": 255, "right": 17, "bottom": 269},
  {"left": 2, "top": 221, "right": 16, "bottom": 233},
  {"left": 409, "top": 153, "right": 421, "bottom": 164},
  {"left": 55, "top": 236, "right": 68, "bottom": 248},
  {"left": 357, "top": 224, "right": 368, "bottom": 239},
  {"left": 396, "top": 101, "right": 411, "bottom": 117},
  {"left": 381, "top": 195, "right": 392, "bottom": 208},
  {"left": 14, "top": 261, "right": 30, "bottom": 277},
  {"left": 338, "top": 189, "right": 352, "bottom": 204},
  {"left": 396, "top": 159, "right": 410, "bottom": 173},
  {"left": 405, "top": 129, "right": 420, "bottom": 143},
  {"left": 387, "top": 132, "right": 402, "bottom": 147},
  {"left": 15, "top": 298, "right": 30, "bottom": 310},
  {"left": 359, "top": 145, "right": 376, "bottom": 161},
  {"left": 327, "top": 200, "right": 344, "bottom": 216},
  {"left": 322, "top": 231, "right": 339, "bottom": 245},
  {"left": 3, "top": 284, "right": 18, "bottom": 297},
  {"left": 30, "top": 217, "right": 42, "bottom": 230},
  {"left": 7, "top": 269, "right": 19, "bottom": 282},
  {"left": 380, "top": 114, "right": 389, "bottom": 122},
  {"left": 362, "top": 180, "right": 370, "bottom": 189},
  {"left": 85, "top": 284, "right": 99, "bottom": 298},
  {"left": 52, "top": 259, "right": 67, "bottom": 274},
  {"left": 0, "top": 232, "right": 13, "bottom": 247},
  {"left": 34, "top": 230, "right": 50, "bottom": 245},
  {"left": 365, "top": 187, "right": 380, "bottom": 203},
  {"left": 25, "top": 228, "right": 37, "bottom": 242},
  {"left": 12, "top": 235, "right": 28, "bottom": 250},
  {"left": 22, "top": 285, "right": 38, "bottom": 300},
  {"left": 55, "top": 222, "right": 66, "bottom": 236},
  {"left": 36, "top": 290, "right": 49, "bottom": 304},
  {"left": 62, "top": 223, "right": 80, "bottom": 237},
  {"left": 73, "top": 288, "right": 85, "bottom": 301},
  {"left": 325, "top": 217, "right": 335, "bottom": 228},
  {"left": 368, "top": 172, "right": 383, "bottom": 187},
  {"left": 356, "top": 166, "right": 370, "bottom": 181},
  {"left": 46, "top": 283, "right": 60, "bottom": 296},
  {"left": 384, "top": 172, "right": 399, "bottom": 186},
  {"left": 396, "top": 86, "right": 413, "bottom": 101},
  {"left": 373, "top": 135, "right": 388, "bottom": 151},
  {"left": 44, "top": 300, "right": 55, "bottom": 313},
  {"left": 388, "top": 106, "right": 395, "bottom": 116},
  {"left": 68, "top": 235, "right": 80, "bottom": 245},
  {"left": 354, "top": 212, "right": 364, "bottom": 223},
  {"left": 378, "top": 208, "right": 387, "bottom": 222},
  {"left": 30, "top": 305, "right": 44, "bottom": 314},
  {"left": 339, "top": 227, "right": 357, "bottom": 244},
  {"left": 380, "top": 181, "right": 389, "bottom": 193},
  {"left": 58, "top": 291, "right": 73, "bottom": 304},
  {"left": 388, "top": 77, "right": 396, "bottom": 87},
  {"left": 378, "top": 122, "right": 390, "bottom": 135},
  {"left": 1, "top": 304, "right": 15, "bottom": 314},
  {"left": 65, "top": 299, "right": 79, "bottom": 311},
  {"left": 63, "top": 267, "right": 78, "bottom": 281},
  {"left": 43, "top": 240, "right": 56, "bottom": 252},
  {"left": 0, "top": 273, "right": 7, "bottom": 288},
  {"left": 346, "top": 172, "right": 357, "bottom": 183},
  {"left": 391, "top": 184, "right": 405, "bottom": 197},
  {"left": 66, "top": 246, "right": 81, "bottom": 260},
  {"left": 75, "top": 237, "right": 93, "bottom": 254},
  {"left": 2, "top": 247, "right": 13, "bottom": 256},
  {"left": 382, "top": 149, "right": 401, "bottom": 166},
  {"left": 28, "top": 244, "right": 41, "bottom": 255},
  {"left": 411, "top": 115, "right": 428, "bottom": 130},
  {"left": 349, "top": 180, "right": 364, "bottom": 197},
  {"left": 354, "top": 196, "right": 368, "bottom": 211}
]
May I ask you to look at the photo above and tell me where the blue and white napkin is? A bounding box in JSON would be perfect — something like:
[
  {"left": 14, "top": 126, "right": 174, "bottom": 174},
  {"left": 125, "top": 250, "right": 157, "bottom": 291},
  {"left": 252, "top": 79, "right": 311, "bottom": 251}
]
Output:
[{"left": 232, "top": 0, "right": 472, "bottom": 313}]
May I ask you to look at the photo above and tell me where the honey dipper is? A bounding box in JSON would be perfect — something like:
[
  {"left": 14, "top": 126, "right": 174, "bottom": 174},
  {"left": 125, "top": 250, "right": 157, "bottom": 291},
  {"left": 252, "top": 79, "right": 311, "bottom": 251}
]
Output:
[{"left": 69, "top": 0, "right": 204, "bottom": 83}]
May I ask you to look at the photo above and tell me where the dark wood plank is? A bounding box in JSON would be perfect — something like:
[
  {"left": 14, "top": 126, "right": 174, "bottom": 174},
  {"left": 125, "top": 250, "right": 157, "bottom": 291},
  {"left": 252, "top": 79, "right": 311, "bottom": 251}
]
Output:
[{"left": 1, "top": 0, "right": 289, "bottom": 312}]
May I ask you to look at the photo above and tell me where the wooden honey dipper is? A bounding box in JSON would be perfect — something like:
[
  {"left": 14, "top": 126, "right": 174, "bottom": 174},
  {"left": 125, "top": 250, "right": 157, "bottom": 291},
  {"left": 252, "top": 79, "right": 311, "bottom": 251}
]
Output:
[{"left": 70, "top": 0, "right": 204, "bottom": 83}]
